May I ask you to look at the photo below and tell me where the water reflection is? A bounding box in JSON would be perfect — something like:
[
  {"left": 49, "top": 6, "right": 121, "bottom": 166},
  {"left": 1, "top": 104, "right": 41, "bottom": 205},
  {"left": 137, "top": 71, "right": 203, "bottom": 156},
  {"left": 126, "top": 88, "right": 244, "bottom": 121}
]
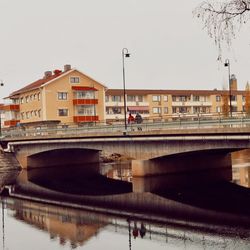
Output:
[
  {"left": 0, "top": 152, "right": 250, "bottom": 249},
  {"left": 232, "top": 149, "right": 250, "bottom": 188},
  {"left": 1, "top": 197, "right": 250, "bottom": 250}
]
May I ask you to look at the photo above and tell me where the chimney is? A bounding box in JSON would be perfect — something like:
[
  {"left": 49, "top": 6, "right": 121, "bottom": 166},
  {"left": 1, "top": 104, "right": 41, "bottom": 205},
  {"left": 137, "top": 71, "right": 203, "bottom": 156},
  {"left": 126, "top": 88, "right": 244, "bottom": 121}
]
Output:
[
  {"left": 44, "top": 71, "right": 52, "bottom": 79},
  {"left": 230, "top": 74, "right": 238, "bottom": 91},
  {"left": 64, "top": 64, "right": 71, "bottom": 72}
]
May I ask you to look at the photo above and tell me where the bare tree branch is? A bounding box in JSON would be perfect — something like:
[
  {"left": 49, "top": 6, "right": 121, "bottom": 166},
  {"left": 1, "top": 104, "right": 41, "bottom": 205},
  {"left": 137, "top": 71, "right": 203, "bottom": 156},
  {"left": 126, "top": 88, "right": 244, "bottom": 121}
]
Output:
[{"left": 194, "top": 0, "right": 250, "bottom": 52}]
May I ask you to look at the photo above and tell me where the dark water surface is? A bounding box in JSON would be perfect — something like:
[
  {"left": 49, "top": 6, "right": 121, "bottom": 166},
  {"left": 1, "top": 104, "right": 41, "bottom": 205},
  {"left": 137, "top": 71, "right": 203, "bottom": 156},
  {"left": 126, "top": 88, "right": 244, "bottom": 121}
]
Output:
[{"left": 0, "top": 151, "right": 250, "bottom": 250}]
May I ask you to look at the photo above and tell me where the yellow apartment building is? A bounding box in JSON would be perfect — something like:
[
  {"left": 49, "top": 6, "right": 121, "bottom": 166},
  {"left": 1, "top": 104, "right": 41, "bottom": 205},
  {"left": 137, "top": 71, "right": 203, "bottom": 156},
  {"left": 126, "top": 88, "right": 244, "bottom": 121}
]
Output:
[
  {"left": 3, "top": 64, "right": 106, "bottom": 127},
  {"left": 105, "top": 75, "right": 246, "bottom": 122}
]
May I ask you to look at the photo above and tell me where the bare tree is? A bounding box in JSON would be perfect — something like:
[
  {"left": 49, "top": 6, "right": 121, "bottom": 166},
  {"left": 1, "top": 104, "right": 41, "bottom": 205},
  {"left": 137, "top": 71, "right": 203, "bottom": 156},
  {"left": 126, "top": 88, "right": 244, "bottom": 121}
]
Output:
[
  {"left": 245, "top": 82, "right": 250, "bottom": 115},
  {"left": 194, "top": 1, "right": 250, "bottom": 51},
  {"left": 221, "top": 91, "right": 230, "bottom": 117}
]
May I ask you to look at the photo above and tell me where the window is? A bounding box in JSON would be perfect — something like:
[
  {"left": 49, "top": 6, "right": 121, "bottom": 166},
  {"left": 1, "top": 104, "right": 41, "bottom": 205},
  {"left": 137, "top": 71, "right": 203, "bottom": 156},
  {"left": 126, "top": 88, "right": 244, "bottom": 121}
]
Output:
[
  {"left": 26, "top": 112, "right": 30, "bottom": 119},
  {"left": 76, "top": 91, "right": 94, "bottom": 99},
  {"left": 127, "top": 95, "right": 136, "bottom": 102},
  {"left": 38, "top": 110, "right": 41, "bottom": 117},
  {"left": 231, "top": 95, "right": 237, "bottom": 101},
  {"left": 232, "top": 106, "right": 237, "bottom": 112},
  {"left": 30, "top": 95, "right": 33, "bottom": 101},
  {"left": 179, "top": 107, "right": 187, "bottom": 113},
  {"left": 180, "top": 96, "right": 187, "bottom": 102},
  {"left": 34, "top": 110, "right": 37, "bottom": 116},
  {"left": 163, "top": 95, "right": 168, "bottom": 102},
  {"left": 216, "top": 95, "right": 221, "bottom": 102},
  {"left": 30, "top": 111, "right": 33, "bottom": 117},
  {"left": 152, "top": 107, "right": 161, "bottom": 114},
  {"left": 21, "top": 112, "right": 24, "bottom": 119},
  {"left": 77, "top": 105, "right": 94, "bottom": 115},
  {"left": 112, "top": 107, "right": 121, "bottom": 114},
  {"left": 58, "top": 92, "right": 68, "bottom": 100},
  {"left": 152, "top": 95, "right": 161, "bottom": 102},
  {"left": 70, "top": 77, "right": 80, "bottom": 83},
  {"left": 105, "top": 95, "right": 109, "bottom": 102},
  {"left": 137, "top": 96, "right": 143, "bottom": 102},
  {"left": 193, "top": 107, "right": 199, "bottom": 113},
  {"left": 33, "top": 94, "right": 37, "bottom": 100},
  {"left": 243, "top": 96, "right": 246, "bottom": 102},
  {"left": 25, "top": 96, "right": 29, "bottom": 103},
  {"left": 38, "top": 92, "right": 41, "bottom": 101},
  {"left": 193, "top": 96, "right": 200, "bottom": 101},
  {"left": 112, "top": 96, "right": 121, "bottom": 102},
  {"left": 20, "top": 98, "right": 24, "bottom": 104},
  {"left": 172, "top": 107, "right": 177, "bottom": 113},
  {"left": 164, "top": 107, "right": 168, "bottom": 114},
  {"left": 58, "top": 109, "right": 68, "bottom": 116},
  {"left": 216, "top": 106, "right": 221, "bottom": 113}
]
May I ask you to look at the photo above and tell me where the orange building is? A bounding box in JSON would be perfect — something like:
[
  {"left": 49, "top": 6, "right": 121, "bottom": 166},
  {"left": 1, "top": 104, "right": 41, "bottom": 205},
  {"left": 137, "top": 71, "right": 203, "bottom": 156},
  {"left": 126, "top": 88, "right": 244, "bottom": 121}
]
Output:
[{"left": 3, "top": 65, "right": 106, "bottom": 128}]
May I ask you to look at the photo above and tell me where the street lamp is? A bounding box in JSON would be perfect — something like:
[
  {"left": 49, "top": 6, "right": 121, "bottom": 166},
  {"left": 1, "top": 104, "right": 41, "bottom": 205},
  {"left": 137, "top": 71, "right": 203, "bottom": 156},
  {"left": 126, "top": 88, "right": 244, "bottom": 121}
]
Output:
[
  {"left": 122, "top": 48, "right": 130, "bottom": 131},
  {"left": 0, "top": 81, "right": 4, "bottom": 136},
  {"left": 224, "top": 59, "right": 232, "bottom": 117}
]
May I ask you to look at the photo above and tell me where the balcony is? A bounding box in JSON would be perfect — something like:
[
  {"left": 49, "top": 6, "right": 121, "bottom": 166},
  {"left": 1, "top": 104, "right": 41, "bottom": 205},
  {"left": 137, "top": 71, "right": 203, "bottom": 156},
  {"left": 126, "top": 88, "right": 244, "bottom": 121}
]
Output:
[
  {"left": 172, "top": 101, "right": 212, "bottom": 107},
  {"left": 4, "top": 119, "right": 20, "bottom": 127},
  {"left": 2, "top": 104, "right": 20, "bottom": 111},
  {"left": 73, "top": 116, "right": 99, "bottom": 123}
]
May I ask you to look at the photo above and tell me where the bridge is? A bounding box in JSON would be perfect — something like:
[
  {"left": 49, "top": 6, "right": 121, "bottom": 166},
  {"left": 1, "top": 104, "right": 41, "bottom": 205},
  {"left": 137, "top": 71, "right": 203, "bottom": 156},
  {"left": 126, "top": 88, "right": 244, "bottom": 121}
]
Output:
[{"left": 2, "top": 116, "right": 250, "bottom": 178}]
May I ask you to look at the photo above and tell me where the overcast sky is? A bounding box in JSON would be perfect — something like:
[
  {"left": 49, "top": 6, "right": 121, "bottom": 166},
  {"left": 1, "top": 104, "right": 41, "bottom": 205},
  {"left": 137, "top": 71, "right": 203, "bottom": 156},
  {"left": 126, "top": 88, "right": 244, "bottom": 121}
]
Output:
[{"left": 0, "top": 0, "right": 249, "bottom": 100}]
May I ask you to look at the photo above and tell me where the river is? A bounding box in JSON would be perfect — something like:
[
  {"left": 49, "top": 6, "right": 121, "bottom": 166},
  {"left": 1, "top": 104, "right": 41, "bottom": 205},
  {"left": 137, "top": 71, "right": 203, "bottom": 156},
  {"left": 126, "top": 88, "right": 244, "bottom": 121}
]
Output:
[{"left": 0, "top": 150, "right": 249, "bottom": 250}]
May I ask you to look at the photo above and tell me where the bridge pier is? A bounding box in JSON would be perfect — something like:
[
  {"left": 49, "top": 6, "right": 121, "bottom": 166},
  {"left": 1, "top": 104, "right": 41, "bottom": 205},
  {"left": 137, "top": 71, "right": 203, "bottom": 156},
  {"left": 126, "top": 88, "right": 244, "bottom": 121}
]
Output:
[{"left": 132, "top": 151, "right": 232, "bottom": 179}]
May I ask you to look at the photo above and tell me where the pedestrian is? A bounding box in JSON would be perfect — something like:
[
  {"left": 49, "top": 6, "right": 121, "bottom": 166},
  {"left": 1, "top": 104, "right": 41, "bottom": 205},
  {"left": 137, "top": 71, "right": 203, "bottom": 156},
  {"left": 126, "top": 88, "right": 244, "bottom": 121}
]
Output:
[
  {"left": 128, "top": 113, "right": 135, "bottom": 131},
  {"left": 128, "top": 113, "right": 135, "bottom": 124},
  {"left": 134, "top": 113, "right": 143, "bottom": 131}
]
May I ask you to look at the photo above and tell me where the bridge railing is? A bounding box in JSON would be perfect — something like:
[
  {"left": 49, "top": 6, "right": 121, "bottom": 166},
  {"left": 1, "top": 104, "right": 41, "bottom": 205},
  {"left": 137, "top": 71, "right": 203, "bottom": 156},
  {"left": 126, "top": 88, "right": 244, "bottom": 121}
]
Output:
[{"left": 2, "top": 113, "right": 250, "bottom": 138}]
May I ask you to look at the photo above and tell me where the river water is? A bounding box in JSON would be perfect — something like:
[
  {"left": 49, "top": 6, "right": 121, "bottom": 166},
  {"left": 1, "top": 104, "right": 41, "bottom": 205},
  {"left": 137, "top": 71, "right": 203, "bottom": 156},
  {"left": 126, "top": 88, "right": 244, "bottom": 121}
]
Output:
[{"left": 0, "top": 150, "right": 250, "bottom": 250}]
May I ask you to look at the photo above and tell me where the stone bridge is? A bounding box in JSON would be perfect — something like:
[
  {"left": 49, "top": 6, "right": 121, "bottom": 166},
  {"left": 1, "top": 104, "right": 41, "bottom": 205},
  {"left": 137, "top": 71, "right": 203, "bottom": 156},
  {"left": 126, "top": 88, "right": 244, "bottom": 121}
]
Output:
[{"left": 2, "top": 127, "right": 250, "bottom": 178}]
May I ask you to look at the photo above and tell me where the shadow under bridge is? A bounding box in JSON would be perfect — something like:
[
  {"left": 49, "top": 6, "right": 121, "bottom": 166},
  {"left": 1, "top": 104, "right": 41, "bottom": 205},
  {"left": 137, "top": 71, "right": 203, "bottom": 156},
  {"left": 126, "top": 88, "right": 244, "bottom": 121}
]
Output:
[
  {"left": 26, "top": 148, "right": 100, "bottom": 170},
  {"left": 132, "top": 148, "right": 237, "bottom": 191}
]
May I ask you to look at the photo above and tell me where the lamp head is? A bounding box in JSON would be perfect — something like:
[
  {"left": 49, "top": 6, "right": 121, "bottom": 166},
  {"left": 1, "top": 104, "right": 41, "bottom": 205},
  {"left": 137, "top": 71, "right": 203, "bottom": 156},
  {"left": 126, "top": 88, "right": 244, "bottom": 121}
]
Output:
[
  {"left": 224, "top": 62, "right": 229, "bottom": 67},
  {"left": 0, "top": 82, "right": 3, "bottom": 86},
  {"left": 125, "top": 53, "right": 130, "bottom": 58}
]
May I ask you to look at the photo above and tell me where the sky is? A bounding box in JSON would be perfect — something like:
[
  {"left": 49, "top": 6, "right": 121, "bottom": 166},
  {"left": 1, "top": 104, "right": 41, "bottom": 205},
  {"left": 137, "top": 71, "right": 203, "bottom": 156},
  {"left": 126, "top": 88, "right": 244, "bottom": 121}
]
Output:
[{"left": 0, "top": 0, "right": 250, "bottom": 101}]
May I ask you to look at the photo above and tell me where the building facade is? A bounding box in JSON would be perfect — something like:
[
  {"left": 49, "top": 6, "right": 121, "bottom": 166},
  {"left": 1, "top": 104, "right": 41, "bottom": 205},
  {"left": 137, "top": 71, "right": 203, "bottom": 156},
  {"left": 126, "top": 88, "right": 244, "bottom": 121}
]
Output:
[
  {"left": 3, "top": 65, "right": 106, "bottom": 128},
  {"left": 105, "top": 87, "right": 246, "bottom": 123},
  {"left": 1, "top": 67, "right": 248, "bottom": 128}
]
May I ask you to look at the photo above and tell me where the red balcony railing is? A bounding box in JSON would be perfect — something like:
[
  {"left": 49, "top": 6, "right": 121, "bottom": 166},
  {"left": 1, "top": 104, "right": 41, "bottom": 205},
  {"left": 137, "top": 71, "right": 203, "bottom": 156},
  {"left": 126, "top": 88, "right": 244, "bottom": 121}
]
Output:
[
  {"left": 2, "top": 104, "right": 20, "bottom": 111},
  {"left": 4, "top": 120, "right": 20, "bottom": 127},
  {"left": 73, "top": 116, "right": 98, "bottom": 122},
  {"left": 73, "top": 99, "right": 98, "bottom": 105}
]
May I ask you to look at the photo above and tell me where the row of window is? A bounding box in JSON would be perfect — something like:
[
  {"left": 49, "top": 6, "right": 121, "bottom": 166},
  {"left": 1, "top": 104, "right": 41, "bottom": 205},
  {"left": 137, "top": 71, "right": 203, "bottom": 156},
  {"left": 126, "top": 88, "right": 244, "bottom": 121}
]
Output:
[
  {"left": 20, "top": 92, "right": 41, "bottom": 104},
  {"left": 21, "top": 109, "right": 68, "bottom": 119},
  {"left": 106, "top": 95, "right": 242, "bottom": 103},
  {"left": 21, "top": 110, "right": 41, "bottom": 119},
  {"left": 58, "top": 106, "right": 97, "bottom": 116},
  {"left": 106, "top": 95, "right": 144, "bottom": 102},
  {"left": 48, "top": 91, "right": 96, "bottom": 101}
]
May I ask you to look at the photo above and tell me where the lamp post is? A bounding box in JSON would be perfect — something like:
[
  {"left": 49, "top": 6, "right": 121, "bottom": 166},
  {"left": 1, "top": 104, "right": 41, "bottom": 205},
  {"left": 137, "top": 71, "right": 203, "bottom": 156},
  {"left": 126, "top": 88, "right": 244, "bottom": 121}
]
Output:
[
  {"left": 122, "top": 48, "right": 130, "bottom": 131},
  {"left": 0, "top": 81, "right": 4, "bottom": 136},
  {"left": 224, "top": 59, "right": 232, "bottom": 117}
]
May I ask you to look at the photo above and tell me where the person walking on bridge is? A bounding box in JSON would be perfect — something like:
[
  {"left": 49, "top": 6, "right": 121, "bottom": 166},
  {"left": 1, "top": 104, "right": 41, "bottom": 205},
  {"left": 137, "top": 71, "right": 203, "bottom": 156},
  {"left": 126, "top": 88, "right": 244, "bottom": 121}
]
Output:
[{"left": 134, "top": 112, "right": 143, "bottom": 131}]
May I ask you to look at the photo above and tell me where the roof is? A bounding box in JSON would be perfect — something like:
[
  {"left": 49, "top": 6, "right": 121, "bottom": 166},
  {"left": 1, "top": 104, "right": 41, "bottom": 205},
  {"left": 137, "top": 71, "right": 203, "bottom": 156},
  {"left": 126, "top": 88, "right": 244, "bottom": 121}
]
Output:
[
  {"left": 10, "top": 74, "right": 62, "bottom": 97},
  {"left": 106, "top": 89, "right": 246, "bottom": 95},
  {"left": 7, "top": 67, "right": 107, "bottom": 98}
]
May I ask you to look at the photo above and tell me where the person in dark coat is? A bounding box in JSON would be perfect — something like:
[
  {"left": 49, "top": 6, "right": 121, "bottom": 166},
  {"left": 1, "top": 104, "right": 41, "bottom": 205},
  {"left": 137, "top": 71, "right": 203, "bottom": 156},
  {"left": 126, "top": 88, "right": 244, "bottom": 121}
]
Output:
[{"left": 134, "top": 113, "right": 143, "bottom": 130}]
